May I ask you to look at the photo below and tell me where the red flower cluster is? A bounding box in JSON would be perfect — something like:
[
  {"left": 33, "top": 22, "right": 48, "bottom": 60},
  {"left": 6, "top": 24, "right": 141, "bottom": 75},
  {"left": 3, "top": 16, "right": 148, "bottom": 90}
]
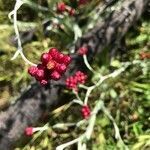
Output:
[
  {"left": 57, "top": 2, "right": 66, "bottom": 13},
  {"left": 25, "top": 127, "right": 34, "bottom": 136},
  {"left": 81, "top": 105, "right": 91, "bottom": 119},
  {"left": 77, "top": 46, "right": 88, "bottom": 55},
  {"left": 139, "top": 52, "right": 150, "bottom": 60},
  {"left": 66, "top": 71, "right": 87, "bottom": 91},
  {"left": 68, "top": 8, "right": 76, "bottom": 16},
  {"left": 28, "top": 48, "right": 71, "bottom": 85},
  {"left": 57, "top": 2, "right": 75, "bottom": 16}
]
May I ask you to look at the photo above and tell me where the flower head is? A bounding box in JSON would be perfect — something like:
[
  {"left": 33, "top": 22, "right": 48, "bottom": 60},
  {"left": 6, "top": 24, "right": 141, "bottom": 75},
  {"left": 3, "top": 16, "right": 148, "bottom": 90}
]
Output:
[
  {"left": 75, "top": 71, "right": 87, "bottom": 84},
  {"left": 66, "top": 71, "right": 87, "bottom": 91},
  {"left": 81, "top": 105, "right": 91, "bottom": 119},
  {"left": 57, "top": 2, "right": 66, "bottom": 13},
  {"left": 68, "top": 8, "right": 75, "bottom": 16},
  {"left": 25, "top": 127, "right": 34, "bottom": 136},
  {"left": 77, "top": 46, "right": 88, "bottom": 55},
  {"left": 66, "top": 76, "right": 78, "bottom": 91},
  {"left": 28, "top": 48, "right": 71, "bottom": 85}
]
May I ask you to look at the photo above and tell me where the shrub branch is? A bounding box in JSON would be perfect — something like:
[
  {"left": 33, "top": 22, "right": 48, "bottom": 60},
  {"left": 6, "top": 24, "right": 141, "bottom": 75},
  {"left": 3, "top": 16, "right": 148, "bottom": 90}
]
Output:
[{"left": 0, "top": 0, "right": 149, "bottom": 149}]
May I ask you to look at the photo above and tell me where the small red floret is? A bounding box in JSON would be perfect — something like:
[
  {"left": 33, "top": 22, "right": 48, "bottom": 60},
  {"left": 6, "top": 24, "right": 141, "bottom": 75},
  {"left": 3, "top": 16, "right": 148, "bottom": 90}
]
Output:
[
  {"left": 56, "top": 63, "right": 67, "bottom": 73},
  {"left": 57, "top": 2, "right": 66, "bottom": 13},
  {"left": 41, "top": 53, "right": 52, "bottom": 65},
  {"left": 81, "top": 105, "right": 91, "bottom": 119},
  {"left": 77, "top": 46, "right": 88, "bottom": 55},
  {"left": 28, "top": 66, "right": 38, "bottom": 76},
  {"left": 40, "top": 79, "right": 48, "bottom": 86},
  {"left": 49, "top": 48, "right": 59, "bottom": 60},
  {"left": 63, "top": 55, "right": 72, "bottom": 65},
  {"left": 25, "top": 127, "right": 34, "bottom": 136},
  {"left": 47, "top": 60, "right": 56, "bottom": 70},
  {"left": 50, "top": 71, "right": 61, "bottom": 80},
  {"left": 68, "top": 8, "right": 75, "bottom": 16}
]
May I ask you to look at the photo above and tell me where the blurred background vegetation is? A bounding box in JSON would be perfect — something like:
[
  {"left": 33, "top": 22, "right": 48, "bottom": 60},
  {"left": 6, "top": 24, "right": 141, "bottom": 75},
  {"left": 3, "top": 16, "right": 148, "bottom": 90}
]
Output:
[{"left": 0, "top": 0, "right": 149, "bottom": 149}]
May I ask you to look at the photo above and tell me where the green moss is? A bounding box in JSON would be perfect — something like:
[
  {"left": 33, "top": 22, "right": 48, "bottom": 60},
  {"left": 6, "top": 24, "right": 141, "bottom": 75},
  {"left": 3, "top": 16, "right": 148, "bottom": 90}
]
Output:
[
  {"left": 0, "top": 0, "right": 15, "bottom": 11},
  {"left": 0, "top": 0, "right": 149, "bottom": 149}
]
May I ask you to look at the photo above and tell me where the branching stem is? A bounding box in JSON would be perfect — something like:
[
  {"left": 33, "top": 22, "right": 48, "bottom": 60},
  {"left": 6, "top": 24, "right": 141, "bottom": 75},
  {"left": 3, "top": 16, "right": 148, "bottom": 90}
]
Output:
[{"left": 9, "top": 0, "right": 37, "bottom": 66}]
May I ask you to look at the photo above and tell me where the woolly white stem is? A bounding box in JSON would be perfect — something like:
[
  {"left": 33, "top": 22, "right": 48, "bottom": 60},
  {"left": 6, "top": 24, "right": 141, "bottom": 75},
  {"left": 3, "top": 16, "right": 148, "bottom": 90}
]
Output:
[
  {"left": 52, "top": 123, "right": 76, "bottom": 129},
  {"left": 53, "top": 120, "right": 86, "bottom": 129},
  {"left": 33, "top": 126, "right": 48, "bottom": 132},
  {"left": 102, "top": 106, "right": 129, "bottom": 150},
  {"left": 56, "top": 135, "right": 84, "bottom": 150},
  {"left": 79, "top": 84, "right": 89, "bottom": 90},
  {"left": 84, "top": 62, "right": 130, "bottom": 105},
  {"left": 83, "top": 54, "right": 95, "bottom": 73},
  {"left": 73, "top": 99, "right": 83, "bottom": 105},
  {"left": 84, "top": 87, "right": 93, "bottom": 105},
  {"left": 85, "top": 100, "right": 104, "bottom": 139},
  {"left": 9, "top": 0, "right": 37, "bottom": 66},
  {"left": 73, "top": 90, "right": 83, "bottom": 103}
]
